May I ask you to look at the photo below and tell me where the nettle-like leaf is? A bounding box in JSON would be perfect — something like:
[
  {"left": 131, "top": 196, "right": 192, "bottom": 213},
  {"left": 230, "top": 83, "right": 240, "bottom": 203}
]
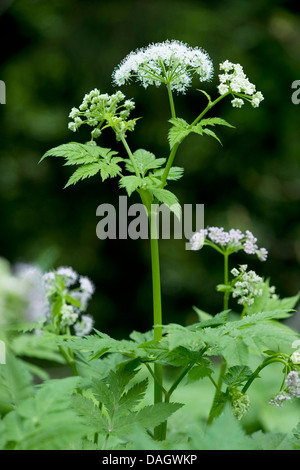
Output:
[
  {"left": 222, "top": 365, "right": 253, "bottom": 387},
  {"left": 246, "top": 281, "right": 300, "bottom": 317},
  {"left": 1, "top": 376, "right": 89, "bottom": 450},
  {"left": 124, "top": 149, "right": 166, "bottom": 177},
  {"left": 168, "top": 118, "right": 191, "bottom": 148},
  {"left": 40, "top": 142, "right": 124, "bottom": 187},
  {"left": 152, "top": 165, "right": 184, "bottom": 181},
  {"left": 163, "top": 309, "right": 299, "bottom": 367},
  {"left": 148, "top": 187, "right": 181, "bottom": 219},
  {"left": 119, "top": 175, "right": 143, "bottom": 197},
  {"left": 168, "top": 116, "right": 234, "bottom": 149},
  {"left": 0, "top": 353, "right": 34, "bottom": 414},
  {"left": 74, "top": 358, "right": 182, "bottom": 446}
]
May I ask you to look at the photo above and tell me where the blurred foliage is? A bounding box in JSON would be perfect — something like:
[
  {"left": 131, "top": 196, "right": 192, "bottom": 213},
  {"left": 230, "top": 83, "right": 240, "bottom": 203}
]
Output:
[{"left": 0, "top": 0, "right": 300, "bottom": 337}]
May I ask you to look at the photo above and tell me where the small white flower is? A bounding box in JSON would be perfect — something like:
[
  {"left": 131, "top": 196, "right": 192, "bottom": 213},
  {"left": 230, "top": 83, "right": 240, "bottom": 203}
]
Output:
[
  {"left": 74, "top": 314, "right": 94, "bottom": 337},
  {"left": 79, "top": 275, "right": 95, "bottom": 296},
  {"left": 218, "top": 84, "right": 229, "bottom": 95},
  {"left": 56, "top": 266, "right": 78, "bottom": 287},
  {"left": 269, "top": 394, "right": 291, "bottom": 407},
  {"left": 290, "top": 351, "right": 300, "bottom": 365},
  {"left": 231, "top": 98, "right": 244, "bottom": 108},
  {"left": 60, "top": 304, "right": 78, "bottom": 327},
  {"left": 189, "top": 229, "right": 207, "bottom": 250},
  {"left": 285, "top": 371, "right": 300, "bottom": 397}
]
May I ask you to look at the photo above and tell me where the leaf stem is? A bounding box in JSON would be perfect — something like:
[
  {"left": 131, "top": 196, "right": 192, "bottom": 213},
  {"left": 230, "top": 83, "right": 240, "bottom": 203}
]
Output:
[
  {"left": 120, "top": 135, "right": 140, "bottom": 178},
  {"left": 242, "top": 357, "right": 289, "bottom": 393}
]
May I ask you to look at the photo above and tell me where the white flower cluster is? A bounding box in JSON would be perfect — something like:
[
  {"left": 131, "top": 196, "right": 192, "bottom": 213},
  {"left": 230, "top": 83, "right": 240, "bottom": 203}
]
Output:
[
  {"left": 231, "top": 265, "right": 263, "bottom": 307},
  {"left": 68, "top": 89, "right": 136, "bottom": 141},
  {"left": 190, "top": 227, "right": 268, "bottom": 261},
  {"left": 218, "top": 60, "right": 264, "bottom": 108},
  {"left": 269, "top": 371, "right": 300, "bottom": 407},
  {"left": 42, "top": 266, "right": 95, "bottom": 336},
  {"left": 112, "top": 40, "right": 214, "bottom": 94}
]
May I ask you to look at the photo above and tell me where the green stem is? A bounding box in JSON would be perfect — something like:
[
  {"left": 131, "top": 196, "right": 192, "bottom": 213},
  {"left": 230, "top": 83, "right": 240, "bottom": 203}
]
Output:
[
  {"left": 223, "top": 253, "right": 230, "bottom": 310},
  {"left": 242, "top": 357, "right": 289, "bottom": 394},
  {"left": 58, "top": 345, "right": 79, "bottom": 376},
  {"left": 167, "top": 83, "right": 176, "bottom": 119},
  {"left": 207, "top": 253, "right": 231, "bottom": 425},
  {"left": 207, "top": 360, "right": 227, "bottom": 425},
  {"left": 149, "top": 207, "right": 164, "bottom": 440},
  {"left": 120, "top": 135, "right": 140, "bottom": 177}
]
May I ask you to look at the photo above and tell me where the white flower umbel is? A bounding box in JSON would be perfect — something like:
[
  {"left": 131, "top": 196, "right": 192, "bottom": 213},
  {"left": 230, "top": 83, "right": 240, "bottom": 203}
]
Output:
[
  {"left": 112, "top": 40, "right": 214, "bottom": 94},
  {"left": 218, "top": 61, "right": 264, "bottom": 108},
  {"left": 190, "top": 226, "right": 268, "bottom": 262}
]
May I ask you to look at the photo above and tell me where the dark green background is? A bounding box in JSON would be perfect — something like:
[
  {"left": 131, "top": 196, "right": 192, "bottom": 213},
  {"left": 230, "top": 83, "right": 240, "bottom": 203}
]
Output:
[{"left": 0, "top": 0, "right": 299, "bottom": 337}]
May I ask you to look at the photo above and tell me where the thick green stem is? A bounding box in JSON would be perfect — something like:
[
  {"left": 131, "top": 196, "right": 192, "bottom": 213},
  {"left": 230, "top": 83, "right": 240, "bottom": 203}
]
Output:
[
  {"left": 167, "top": 83, "right": 176, "bottom": 119},
  {"left": 149, "top": 207, "right": 164, "bottom": 440},
  {"left": 58, "top": 345, "right": 79, "bottom": 376}
]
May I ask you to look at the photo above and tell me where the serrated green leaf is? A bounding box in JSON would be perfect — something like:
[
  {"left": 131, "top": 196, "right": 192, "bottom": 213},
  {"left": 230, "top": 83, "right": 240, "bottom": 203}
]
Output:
[
  {"left": 168, "top": 118, "right": 191, "bottom": 149},
  {"left": 200, "top": 117, "right": 235, "bottom": 128},
  {"left": 152, "top": 166, "right": 184, "bottom": 181},
  {"left": 202, "top": 128, "right": 222, "bottom": 145},
  {"left": 119, "top": 175, "right": 143, "bottom": 196},
  {"left": 148, "top": 187, "right": 181, "bottom": 219},
  {"left": 124, "top": 149, "right": 165, "bottom": 177},
  {"left": 71, "top": 394, "right": 108, "bottom": 434},
  {"left": 114, "top": 402, "right": 183, "bottom": 436},
  {"left": 64, "top": 163, "right": 101, "bottom": 187},
  {"left": 188, "top": 359, "right": 213, "bottom": 381},
  {"left": 223, "top": 365, "right": 253, "bottom": 387}
]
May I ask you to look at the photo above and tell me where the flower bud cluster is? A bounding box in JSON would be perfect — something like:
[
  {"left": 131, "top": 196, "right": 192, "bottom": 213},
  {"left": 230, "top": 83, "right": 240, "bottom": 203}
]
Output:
[
  {"left": 218, "top": 60, "right": 264, "bottom": 108},
  {"left": 42, "top": 266, "right": 95, "bottom": 336},
  {"left": 68, "top": 89, "right": 136, "bottom": 141},
  {"left": 231, "top": 265, "right": 264, "bottom": 307},
  {"left": 229, "top": 388, "right": 250, "bottom": 420}
]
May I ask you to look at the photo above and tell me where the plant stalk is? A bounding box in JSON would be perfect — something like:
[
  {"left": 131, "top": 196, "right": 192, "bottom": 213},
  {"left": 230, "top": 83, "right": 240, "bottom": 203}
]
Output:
[{"left": 149, "top": 207, "right": 164, "bottom": 440}]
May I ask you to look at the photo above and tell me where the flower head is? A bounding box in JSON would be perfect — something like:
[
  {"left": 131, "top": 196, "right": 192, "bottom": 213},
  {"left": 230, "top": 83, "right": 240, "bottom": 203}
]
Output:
[
  {"left": 41, "top": 266, "right": 95, "bottom": 336},
  {"left": 231, "top": 265, "right": 264, "bottom": 307},
  {"left": 112, "top": 40, "right": 214, "bottom": 94},
  {"left": 67, "top": 89, "right": 137, "bottom": 141},
  {"left": 190, "top": 226, "right": 268, "bottom": 262},
  {"left": 218, "top": 61, "right": 264, "bottom": 108}
]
